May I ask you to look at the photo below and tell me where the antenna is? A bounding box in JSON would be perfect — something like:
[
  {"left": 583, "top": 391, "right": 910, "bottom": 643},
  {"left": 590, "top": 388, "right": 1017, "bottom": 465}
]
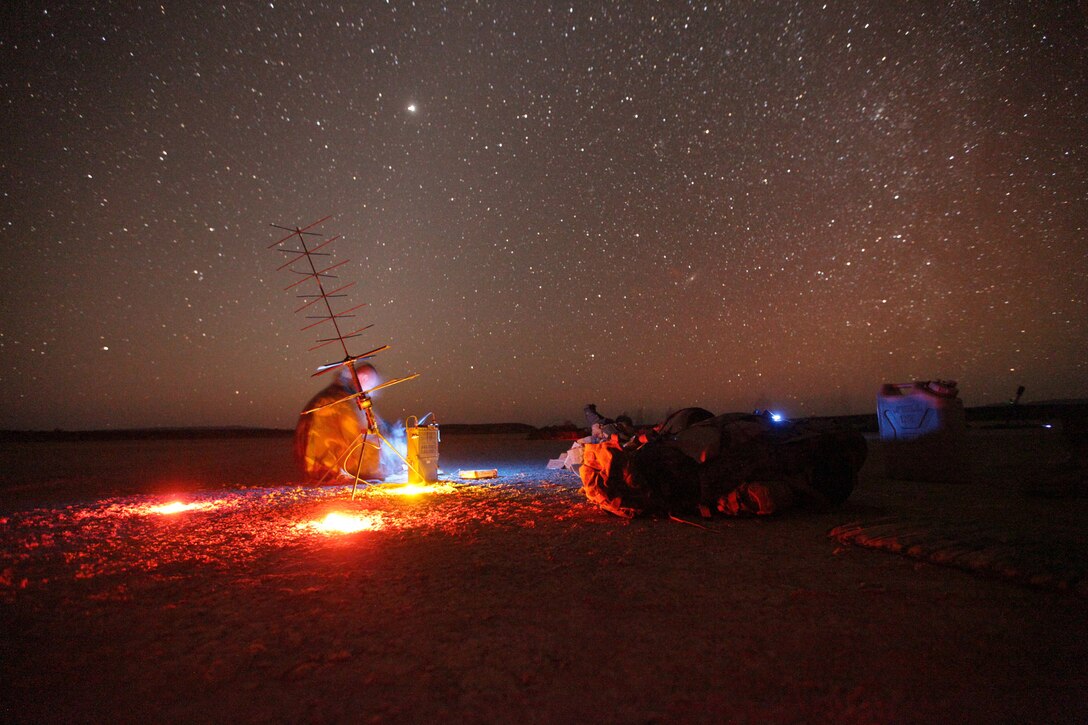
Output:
[{"left": 268, "top": 217, "right": 421, "bottom": 495}]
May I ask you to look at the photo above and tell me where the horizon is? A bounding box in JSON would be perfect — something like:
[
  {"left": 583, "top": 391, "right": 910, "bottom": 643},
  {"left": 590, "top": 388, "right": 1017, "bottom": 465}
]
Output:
[{"left": 6, "top": 394, "right": 1086, "bottom": 435}]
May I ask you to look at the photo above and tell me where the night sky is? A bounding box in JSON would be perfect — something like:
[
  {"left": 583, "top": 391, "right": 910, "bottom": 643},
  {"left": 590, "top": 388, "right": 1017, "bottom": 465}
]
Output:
[{"left": 2, "top": 1, "right": 1086, "bottom": 431}]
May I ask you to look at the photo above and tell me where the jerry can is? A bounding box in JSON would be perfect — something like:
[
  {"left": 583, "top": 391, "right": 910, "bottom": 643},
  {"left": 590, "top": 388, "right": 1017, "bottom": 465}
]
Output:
[
  {"left": 877, "top": 381, "right": 968, "bottom": 482},
  {"left": 406, "top": 415, "right": 440, "bottom": 484}
]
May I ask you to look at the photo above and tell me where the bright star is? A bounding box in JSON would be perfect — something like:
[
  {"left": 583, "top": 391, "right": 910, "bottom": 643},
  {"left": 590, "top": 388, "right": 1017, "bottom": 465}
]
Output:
[{"left": 407, "top": 103, "right": 417, "bottom": 113}]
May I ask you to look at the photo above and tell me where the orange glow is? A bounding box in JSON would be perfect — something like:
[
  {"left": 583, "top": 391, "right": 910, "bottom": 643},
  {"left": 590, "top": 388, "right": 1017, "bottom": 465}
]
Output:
[
  {"left": 147, "top": 501, "right": 218, "bottom": 515},
  {"left": 380, "top": 483, "right": 450, "bottom": 496},
  {"left": 299, "top": 511, "right": 383, "bottom": 534}
]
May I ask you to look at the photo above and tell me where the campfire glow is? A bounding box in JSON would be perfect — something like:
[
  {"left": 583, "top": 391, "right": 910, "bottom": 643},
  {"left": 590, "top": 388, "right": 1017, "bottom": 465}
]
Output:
[{"left": 300, "top": 512, "right": 383, "bottom": 534}]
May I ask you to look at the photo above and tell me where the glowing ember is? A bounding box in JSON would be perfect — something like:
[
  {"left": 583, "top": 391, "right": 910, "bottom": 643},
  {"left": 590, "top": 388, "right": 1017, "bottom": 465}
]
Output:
[
  {"left": 300, "top": 512, "right": 383, "bottom": 534},
  {"left": 146, "top": 501, "right": 218, "bottom": 515}
]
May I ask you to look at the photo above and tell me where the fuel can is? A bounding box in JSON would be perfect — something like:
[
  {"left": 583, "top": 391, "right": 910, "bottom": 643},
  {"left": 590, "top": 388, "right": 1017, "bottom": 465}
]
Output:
[{"left": 877, "top": 381, "right": 968, "bottom": 482}]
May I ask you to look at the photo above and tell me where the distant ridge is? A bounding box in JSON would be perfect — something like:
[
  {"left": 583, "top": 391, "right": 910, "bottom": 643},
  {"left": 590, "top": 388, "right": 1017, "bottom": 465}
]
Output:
[
  {"left": 2, "top": 401, "right": 1084, "bottom": 443},
  {"left": 439, "top": 423, "right": 535, "bottom": 435},
  {"left": 0, "top": 427, "right": 295, "bottom": 443},
  {"left": 803, "top": 401, "right": 1087, "bottom": 432}
]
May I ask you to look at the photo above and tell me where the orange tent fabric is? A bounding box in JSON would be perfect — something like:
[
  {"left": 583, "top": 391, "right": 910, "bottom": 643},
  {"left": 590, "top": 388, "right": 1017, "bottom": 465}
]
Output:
[{"left": 294, "top": 381, "right": 383, "bottom": 482}]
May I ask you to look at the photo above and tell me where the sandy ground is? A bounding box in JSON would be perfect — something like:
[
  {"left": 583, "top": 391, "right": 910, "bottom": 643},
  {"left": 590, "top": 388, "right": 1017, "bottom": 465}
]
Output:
[{"left": 1, "top": 429, "right": 1086, "bottom": 724}]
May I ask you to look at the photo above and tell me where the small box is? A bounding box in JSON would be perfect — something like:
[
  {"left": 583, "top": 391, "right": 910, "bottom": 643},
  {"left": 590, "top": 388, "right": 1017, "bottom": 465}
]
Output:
[{"left": 459, "top": 469, "right": 498, "bottom": 480}]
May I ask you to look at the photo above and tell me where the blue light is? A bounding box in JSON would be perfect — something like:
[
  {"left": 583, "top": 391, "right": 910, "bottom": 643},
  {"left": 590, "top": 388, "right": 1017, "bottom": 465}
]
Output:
[{"left": 769, "top": 412, "right": 785, "bottom": 423}]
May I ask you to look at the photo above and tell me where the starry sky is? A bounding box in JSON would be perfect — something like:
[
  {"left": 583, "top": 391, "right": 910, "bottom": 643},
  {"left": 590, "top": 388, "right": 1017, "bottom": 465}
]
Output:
[{"left": 2, "top": 1, "right": 1086, "bottom": 431}]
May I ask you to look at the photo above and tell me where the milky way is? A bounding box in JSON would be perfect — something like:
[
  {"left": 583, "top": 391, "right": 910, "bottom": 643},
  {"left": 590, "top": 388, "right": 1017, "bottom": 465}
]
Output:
[{"left": 2, "top": 1, "right": 1085, "bottom": 430}]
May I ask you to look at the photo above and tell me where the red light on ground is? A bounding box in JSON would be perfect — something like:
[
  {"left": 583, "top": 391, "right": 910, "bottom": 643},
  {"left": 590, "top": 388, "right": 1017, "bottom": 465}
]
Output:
[
  {"left": 299, "top": 512, "right": 383, "bottom": 534},
  {"left": 146, "top": 501, "right": 218, "bottom": 515}
]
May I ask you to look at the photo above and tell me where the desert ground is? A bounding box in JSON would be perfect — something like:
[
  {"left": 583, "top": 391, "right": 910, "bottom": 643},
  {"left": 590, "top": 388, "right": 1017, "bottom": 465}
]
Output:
[{"left": 1, "top": 427, "right": 1086, "bottom": 723}]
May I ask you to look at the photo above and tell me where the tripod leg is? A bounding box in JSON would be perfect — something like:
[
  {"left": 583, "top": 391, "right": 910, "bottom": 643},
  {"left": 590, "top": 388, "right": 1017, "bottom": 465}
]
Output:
[
  {"left": 334, "top": 432, "right": 379, "bottom": 499},
  {"left": 351, "top": 431, "right": 369, "bottom": 500}
]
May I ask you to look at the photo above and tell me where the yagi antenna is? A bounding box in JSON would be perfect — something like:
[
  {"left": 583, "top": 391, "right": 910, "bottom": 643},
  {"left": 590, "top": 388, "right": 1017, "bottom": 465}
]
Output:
[
  {"left": 268, "top": 216, "right": 424, "bottom": 496},
  {"left": 267, "top": 216, "right": 417, "bottom": 407},
  {"left": 268, "top": 216, "right": 354, "bottom": 368}
]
